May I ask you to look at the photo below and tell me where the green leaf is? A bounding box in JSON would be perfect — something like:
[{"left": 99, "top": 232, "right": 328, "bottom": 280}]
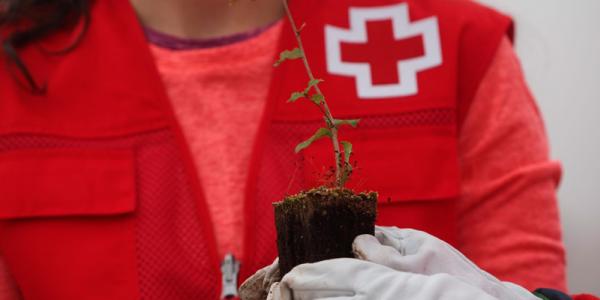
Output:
[
  {"left": 294, "top": 128, "right": 332, "bottom": 153},
  {"left": 304, "top": 79, "right": 324, "bottom": 93},
  {"left": 288, "top": 92, "right": 306, "bottom": 103},
  {"left": 274, "top": 48, "right": 303, "bottom": 67},
  {"left": 341, "top": 161, "right": 353, "bottom": 185},
  {"left": 334, "top": 119, "right": 360, "bottom": 128},
  {"left": 340, "top": 141, "right": 353, "bottom": 164},
  {"left": 310, "top": 94, "right": 324, "bottom": 105},
  {"left": 308, "top": 79, "right": 323, "bottom": 88},
  {"left": 340, "top": 141, "right": 354, "bottom": 186},
  {"left": 340, "top": 159, "right": 353, "bottom": 187}
]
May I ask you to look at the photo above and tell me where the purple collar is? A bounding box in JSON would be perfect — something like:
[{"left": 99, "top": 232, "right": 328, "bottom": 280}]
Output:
[{"left": 144, "top": 20, "right": 281, "bottom": 50}]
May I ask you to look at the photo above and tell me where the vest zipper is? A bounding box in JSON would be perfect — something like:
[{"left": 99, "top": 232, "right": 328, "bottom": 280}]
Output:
[{"left": 220, "top": 253, "right": 240, "bottom": 299}]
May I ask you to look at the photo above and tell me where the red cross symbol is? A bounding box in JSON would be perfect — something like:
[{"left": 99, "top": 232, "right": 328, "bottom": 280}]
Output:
[
  {"left": 341, "top": 20, "right": 425, "bottom": 85},
  {"left": 325, "top": 3, "right": 442, "bottom": 99}
]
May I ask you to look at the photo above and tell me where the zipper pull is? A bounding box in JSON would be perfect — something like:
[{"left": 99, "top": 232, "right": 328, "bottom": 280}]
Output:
[{"left": 220, "top": 253, "right": 240, "bottom": 299}]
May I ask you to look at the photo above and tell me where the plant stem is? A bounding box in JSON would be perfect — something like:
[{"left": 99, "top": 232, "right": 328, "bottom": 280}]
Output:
[{"left": 282, "top": 0, "right": 343, "bottom": 188}]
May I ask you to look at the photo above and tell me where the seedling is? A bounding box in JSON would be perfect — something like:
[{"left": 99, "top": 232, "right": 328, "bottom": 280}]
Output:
[
  {"left": 272, "top": 0, "right": 378, "bottom": 277},
  {"left": 275, "top": 0, "right": 359, "bottom": 188}
]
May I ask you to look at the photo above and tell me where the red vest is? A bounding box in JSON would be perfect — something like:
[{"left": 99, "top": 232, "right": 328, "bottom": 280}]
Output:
[{"left": 0, "top": 0, "right": 511, "bottom": 299}]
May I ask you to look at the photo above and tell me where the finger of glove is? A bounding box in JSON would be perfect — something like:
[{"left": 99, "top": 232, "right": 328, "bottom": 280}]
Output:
[
  {"left": 373, "top": 227, "right": 478, "bottom": 275},
  {"left": 266, "top": 282, "right": 285, "bottom": 300},
  {"left": 378, "top": 240, "right": 517, "bottom": 300},
  {"left": 280, "top": 258, "right": 372, "bottom": 294},
  {"left": 501, "top": 282, "right": 540, "bottom": 300},
  {"left": 292, "top": 290, "right": 356, "bottom": 300},
  {"left": 285, "top": 258, "right": 503, "bottom": 300},
  {"left": 239, "top": 267, "right": 268, "bottom": 300},
  {"left": 405, "top": 273, "right": 501, "bottom": 300},
  {"left": 279, "top": 258, "right": 433, "bottom": 300},
  {"left": 353, "top": 234, "right": 404, "bottom": 268},
  {"left": 263, "top": 258, "right": 282, "bottom": 289},
  {"left": 354, "top": 230, "right": 436, "bottom": 274},
  {"left": 374, "top": 226, "right": 476, "bottom": 263},
  {"left": 240, "top": 258, "right": 280, "bottom": 300},
  {"left": 287, "top": 258, "right": 500, "bottom": 300},
  {"left": 374, "top": 228, "right": 520, "bottom": 299},
  {"left": 274, "top": 280, "right": 355, "bottom": 300},
  {"left": 388, "top": 233, "right": 509, "bottom": 293},
  {"left": 374, "top": 226, "right": 429, "bottom": 255}
]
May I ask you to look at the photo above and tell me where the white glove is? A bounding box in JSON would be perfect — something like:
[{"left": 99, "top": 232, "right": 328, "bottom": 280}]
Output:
[
  {"left": 246, "top": 227, "right": 538, "bottom": 300},
  {"left": 352, "top": 226, "right": 538, "bottom": 300},
  {"left": 239, "top": 258, "right": 281, "bottom": 300},
  {"left": 272, "top": 258, "right": 503, "bottom": 300}
]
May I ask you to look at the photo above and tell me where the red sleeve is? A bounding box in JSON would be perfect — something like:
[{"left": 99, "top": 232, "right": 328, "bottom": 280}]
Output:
[
  {"left": 457, "top": 37, "right": 567, "bottom": 291},
  {"left": 573, "top": 295, "right": 600, "bottom": 300}
]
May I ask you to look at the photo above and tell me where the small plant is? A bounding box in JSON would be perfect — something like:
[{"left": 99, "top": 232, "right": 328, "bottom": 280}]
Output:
[
  {"left": 269, "top": 0, "right": 378, "bottom": 279},
  {"left": 275, "top": 0, "right": 359, "bottom": 188}
]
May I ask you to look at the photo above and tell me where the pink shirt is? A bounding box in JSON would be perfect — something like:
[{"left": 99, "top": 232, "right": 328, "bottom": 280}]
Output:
[{"left": 148, "top": 21, "right": 284, "bottom": 262}]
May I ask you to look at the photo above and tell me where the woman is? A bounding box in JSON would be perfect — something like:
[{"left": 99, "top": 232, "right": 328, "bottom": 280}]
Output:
[{"left": 0, "top": 0, "right": 572, "bottom": 299}]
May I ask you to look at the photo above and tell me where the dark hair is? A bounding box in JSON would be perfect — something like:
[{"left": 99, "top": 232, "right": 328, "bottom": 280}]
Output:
[{"left": 0, "top": 0, "right": 91, "bottom": 93}]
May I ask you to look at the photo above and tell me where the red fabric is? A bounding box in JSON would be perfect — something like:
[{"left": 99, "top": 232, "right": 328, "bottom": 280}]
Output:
[
  {"left": 0, "top": 131, "right": 222, "bottom": 299},
  {"left": 0, "top": 1, "right": 168, "bottom": 138},
  {"left": 0, "top": 140, "right": 140, "bottom": 300},
  {"left": 132, "top": 131, "right": 220, "bottom": 299},
  {"left": 0, "top": 148, "right": 135, "bottom": 219},
  {"left": 0, "top": 258, "right": 20, "bottom": 300}
]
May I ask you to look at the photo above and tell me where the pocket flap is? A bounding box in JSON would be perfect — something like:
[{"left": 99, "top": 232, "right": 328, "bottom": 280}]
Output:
[
  {"left": 303, "top": 126, "right": 460, "bottom": 203},
  {"left": 0, "top": 148, "right": 136, "bottom": 219}
]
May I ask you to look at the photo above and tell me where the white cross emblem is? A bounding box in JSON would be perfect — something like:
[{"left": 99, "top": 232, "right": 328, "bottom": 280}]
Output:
[{"left": 325, "top": 3, "right": 443, "bottom": 99}]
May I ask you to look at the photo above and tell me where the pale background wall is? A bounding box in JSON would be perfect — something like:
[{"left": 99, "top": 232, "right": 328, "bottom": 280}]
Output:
[{"left": 475, "top": 0, "right": 600, "bottom": 294}]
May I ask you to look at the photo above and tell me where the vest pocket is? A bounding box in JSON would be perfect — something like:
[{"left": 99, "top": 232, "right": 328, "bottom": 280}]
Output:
[
  {"left": 0, "top": 147, "right": 139, "bottom": 299},
  {"left": 0, "top": 148, "right": 136, "bottom": 219},
  {"left": 302, "top": 125, "right": 461, "bottom": 244}
]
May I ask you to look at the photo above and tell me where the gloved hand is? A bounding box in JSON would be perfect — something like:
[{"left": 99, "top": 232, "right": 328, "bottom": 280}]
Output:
[
  {"left": 352, "top": 226, "right": 537, "bottom": 300},
  {"left": 244, "top": 227, "right": 539, "bottom": 300},
  {"left": 239, "top": 258, "right": 281, "bottom": 300},
  {"left": 267, "top": 226, "right": 539, "bottom": 300},
  {"left": 272, "top": 258, "right": 505, "bottom": 300}
]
